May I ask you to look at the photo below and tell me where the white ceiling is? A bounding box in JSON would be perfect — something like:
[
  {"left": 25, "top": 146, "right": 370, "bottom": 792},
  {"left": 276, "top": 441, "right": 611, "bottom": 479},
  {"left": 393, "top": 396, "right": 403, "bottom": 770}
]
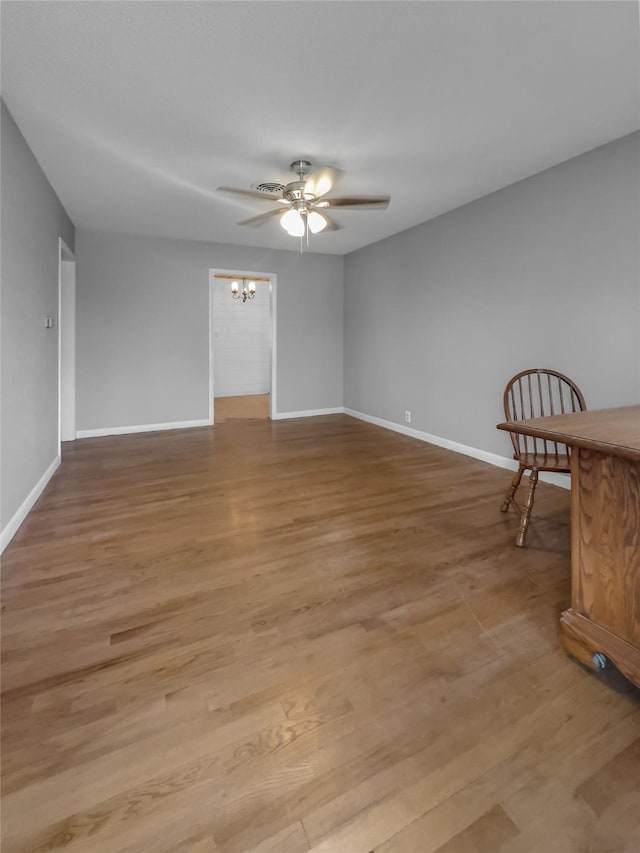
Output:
[{"left": 2, "top": 1, "right": 638, "bottom": 256}]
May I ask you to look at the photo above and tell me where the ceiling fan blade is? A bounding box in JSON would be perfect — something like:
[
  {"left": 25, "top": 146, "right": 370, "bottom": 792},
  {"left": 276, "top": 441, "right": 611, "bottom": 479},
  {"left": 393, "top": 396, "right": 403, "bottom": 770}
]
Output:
[
  {"left": 304, "top": 166, "right": 341, "bottom": 199},
  {"left": 217, "top": 186, "right": 282, "bottom": 202},
  {"left": 321, "top": 195, "right": 390, "bottom": 210},
  {"left": 320, "top": 211, "right": 340, "bottom": 232},
  {"left": 237, "top": 207, "right": 284, "bottom": 227},
  {"left": 309, "top": 206, "right": 340, "bottom": 231}
]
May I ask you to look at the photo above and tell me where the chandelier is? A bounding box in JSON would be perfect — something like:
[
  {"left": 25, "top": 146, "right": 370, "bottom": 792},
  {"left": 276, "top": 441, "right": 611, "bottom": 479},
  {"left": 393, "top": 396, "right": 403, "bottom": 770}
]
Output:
[
  {"left": 231, "top": 278, "right": 256, "bottom": 303},
  {"left": 214, "top": 273, "right": 270, "bottom": 303}
]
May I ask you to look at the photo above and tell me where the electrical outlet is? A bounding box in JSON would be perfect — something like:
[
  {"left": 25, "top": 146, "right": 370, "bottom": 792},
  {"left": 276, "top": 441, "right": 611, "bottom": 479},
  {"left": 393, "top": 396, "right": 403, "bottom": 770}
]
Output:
[{"left": 405, "top": 410, "right": 411, "bottom": 424}]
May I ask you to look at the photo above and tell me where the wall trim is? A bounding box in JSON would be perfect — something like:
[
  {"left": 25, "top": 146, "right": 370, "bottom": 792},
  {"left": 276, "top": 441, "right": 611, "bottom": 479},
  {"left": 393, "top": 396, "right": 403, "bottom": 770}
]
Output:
[
  {"left": 1, "top": 455, "right": 61, "bottom": 554},
  {"left": 344, "top": 408, "right": 571, "bottom": 490},
  {"left": 272, "top": 407, "right": 346, "bottom": 421},
  {"left": 76, "top": 418, "right": 211, "bottom": 438},
  {"left": 58, "top": 237, "right": 76, "bottom": 453}
]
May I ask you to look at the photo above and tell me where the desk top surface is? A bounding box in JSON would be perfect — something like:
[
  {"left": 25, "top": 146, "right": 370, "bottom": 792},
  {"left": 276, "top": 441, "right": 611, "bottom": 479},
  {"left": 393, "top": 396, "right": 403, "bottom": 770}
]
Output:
[{"left": 497, "top": 405, "right": 640, "bottom": 461}]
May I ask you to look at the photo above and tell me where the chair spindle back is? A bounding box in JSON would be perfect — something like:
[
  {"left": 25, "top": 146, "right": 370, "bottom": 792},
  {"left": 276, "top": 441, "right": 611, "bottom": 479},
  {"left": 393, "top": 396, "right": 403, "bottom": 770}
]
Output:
[{"left": 503, "top": 369, "right": 586, "bottom": 460}]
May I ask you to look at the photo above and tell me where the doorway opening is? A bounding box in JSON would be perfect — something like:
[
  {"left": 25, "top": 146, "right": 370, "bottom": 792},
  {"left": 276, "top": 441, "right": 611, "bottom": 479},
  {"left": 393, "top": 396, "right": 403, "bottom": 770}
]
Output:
[
  {"left": 58, "top": 238, "right": 76, "bottom": 450},
  {"left": 209, "top": 269, "right": 277, "bottom": 424}
]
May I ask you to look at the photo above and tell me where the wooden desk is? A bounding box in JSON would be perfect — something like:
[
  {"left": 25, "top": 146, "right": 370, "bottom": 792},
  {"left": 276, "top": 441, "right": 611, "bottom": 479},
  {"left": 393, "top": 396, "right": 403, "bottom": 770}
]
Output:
[{"left": 497, "top": 405, "right": 640, "bottom": 687}]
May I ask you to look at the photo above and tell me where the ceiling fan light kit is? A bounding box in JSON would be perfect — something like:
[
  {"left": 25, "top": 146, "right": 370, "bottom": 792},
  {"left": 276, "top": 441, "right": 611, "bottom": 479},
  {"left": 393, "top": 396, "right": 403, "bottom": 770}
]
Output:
[
  {"left": 280, "top": 208, "right": 328, "bottom": 237},
  {"left": 307, "top": 210, "right": 328, "bottom": 234},
  {"left": 280, "top": 207, "right": 306, "bottom": 236},
  {"left": 217, "top": 159, "right": 390, "bottom": 250}
]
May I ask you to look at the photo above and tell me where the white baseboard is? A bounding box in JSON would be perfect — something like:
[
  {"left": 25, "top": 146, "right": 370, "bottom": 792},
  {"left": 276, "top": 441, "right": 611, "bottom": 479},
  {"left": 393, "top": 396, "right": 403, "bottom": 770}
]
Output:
[
  {"left": 344, "top": 408, "right": 571, "bottom": 490},
  {"left": 76, "top": 418, "right": 212, "bottom": 438},
  {"left": 1, "top": 409, "right": 568, "bottom": 555},
  {"left": 0, "top": 455, "right": 61, "bottom": 554},
  {"left": 272, "top": 407, "right": 346, "bottom": 421}
]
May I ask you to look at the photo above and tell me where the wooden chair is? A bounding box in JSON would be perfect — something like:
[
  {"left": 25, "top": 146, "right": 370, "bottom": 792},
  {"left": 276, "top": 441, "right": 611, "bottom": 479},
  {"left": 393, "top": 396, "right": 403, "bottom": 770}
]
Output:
[{"left": 501, "top": 368, "right": 586, "bottom": 547}]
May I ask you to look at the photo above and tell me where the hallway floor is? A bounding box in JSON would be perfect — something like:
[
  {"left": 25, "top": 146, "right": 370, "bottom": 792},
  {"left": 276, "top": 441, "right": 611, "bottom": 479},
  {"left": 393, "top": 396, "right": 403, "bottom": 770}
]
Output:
[{"left": 215, "top": 394, "right": 269, "bottom": 422}]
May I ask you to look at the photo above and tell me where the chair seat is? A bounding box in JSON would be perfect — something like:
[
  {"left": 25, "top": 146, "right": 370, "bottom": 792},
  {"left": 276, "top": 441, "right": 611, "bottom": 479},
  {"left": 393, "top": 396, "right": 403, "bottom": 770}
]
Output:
[{"left": 517, "top": 452, "right": 571, "bottom": 472}]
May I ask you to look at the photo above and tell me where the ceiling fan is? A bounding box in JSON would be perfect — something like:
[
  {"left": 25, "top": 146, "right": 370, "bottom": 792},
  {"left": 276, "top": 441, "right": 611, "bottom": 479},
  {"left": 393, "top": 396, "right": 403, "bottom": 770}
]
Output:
[{"left": 217, "top": 159, "right": 390, "bottom": 239}]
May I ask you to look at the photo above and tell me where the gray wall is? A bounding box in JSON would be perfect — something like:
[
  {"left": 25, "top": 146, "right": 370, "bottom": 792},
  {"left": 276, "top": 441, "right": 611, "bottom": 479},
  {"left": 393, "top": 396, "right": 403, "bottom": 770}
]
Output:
[
  {"left": 1, "top": 101, "right": 75, "bottom": 529},
  {"left": 344, "top": 132, "right": 640, "bottom": 458},
  {"left": 76, "top": 229, "right": 343, "bottom": 429}
]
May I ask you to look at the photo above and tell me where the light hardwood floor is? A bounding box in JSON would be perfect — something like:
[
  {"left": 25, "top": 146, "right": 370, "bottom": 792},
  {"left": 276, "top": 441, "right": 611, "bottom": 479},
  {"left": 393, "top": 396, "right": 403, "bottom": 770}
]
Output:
[
  {"left": 2, "top": 415, "right": 638, "bottom": 852},
  {"left": 215, "top": 395, "right": 269, "bottom": 422}
]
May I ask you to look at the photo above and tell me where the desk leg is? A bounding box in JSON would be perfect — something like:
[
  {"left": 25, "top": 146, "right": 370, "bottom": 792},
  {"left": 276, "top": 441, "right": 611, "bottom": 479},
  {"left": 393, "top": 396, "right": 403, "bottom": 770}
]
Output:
[{"left": 558, "top": 448, "right": 640, "bottom": 688}]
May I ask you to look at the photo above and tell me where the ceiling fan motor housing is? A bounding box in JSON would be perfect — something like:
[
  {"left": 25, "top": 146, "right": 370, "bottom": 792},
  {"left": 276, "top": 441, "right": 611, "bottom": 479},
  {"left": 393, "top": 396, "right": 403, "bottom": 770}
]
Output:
[{"left": 283, "top": 181, "right": 315, "bottom": 203}]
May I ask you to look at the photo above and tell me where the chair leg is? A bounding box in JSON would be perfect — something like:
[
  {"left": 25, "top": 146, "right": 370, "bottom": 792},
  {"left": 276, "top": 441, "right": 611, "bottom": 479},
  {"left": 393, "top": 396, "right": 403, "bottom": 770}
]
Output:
[
  {"left": 516, "top": 470, "right": 539, "bottom": 548},
  {"left": 501, "top": 466, "right": 525, "bottom": 513}
]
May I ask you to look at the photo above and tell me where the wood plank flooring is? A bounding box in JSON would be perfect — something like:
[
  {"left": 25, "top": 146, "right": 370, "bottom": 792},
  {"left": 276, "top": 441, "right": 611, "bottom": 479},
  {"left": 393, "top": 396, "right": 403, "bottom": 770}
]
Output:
[
  {"left": 214, "top": 394, "right": 269, "bottom": 422},
  {"left": 2, "top": 415, "right": 639, "bottom": 852}
]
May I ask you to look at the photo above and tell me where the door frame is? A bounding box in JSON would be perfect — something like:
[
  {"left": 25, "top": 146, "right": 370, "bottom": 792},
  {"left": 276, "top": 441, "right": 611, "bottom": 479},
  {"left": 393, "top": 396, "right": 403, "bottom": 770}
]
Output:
[
  {"left": 58, "top": 238, "right": 76, "bottom": 452},
  {"left": 208, "top": 268, "right": 277, "bottom": 424}
]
